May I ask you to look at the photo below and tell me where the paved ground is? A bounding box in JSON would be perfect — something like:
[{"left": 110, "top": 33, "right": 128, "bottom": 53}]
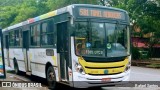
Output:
[{"left": 130, "top": 66, "right": 160, "bottom": 81}]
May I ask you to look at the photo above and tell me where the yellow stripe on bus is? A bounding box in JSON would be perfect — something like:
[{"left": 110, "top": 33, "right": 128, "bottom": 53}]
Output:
[
  {"left": 78, "top": 57, "right": 128, "bottom": 74},
  {"left": 52, "top": 56, "right": 57, "bottom": 66},
  {"left": 84, "top": 67, "right": 125, "bottom": 75},
  {"left": 29, "top": 53, "right": 32, "bottom": 60}
]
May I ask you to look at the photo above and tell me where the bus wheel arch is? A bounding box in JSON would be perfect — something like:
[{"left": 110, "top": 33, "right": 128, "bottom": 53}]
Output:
[
  {"left": 45, "top": 62, "right": 57, "bottom": 90},
  {"left": 13, "top": 58, "right": 20, "bottom": 74}
]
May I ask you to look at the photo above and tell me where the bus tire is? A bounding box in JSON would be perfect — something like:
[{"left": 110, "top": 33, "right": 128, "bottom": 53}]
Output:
[
  {"left": 14, "top": 59, "right": 20, "bottom": 75},
  {"left": 47, "top": 66, "right": 57, "bottom": 90}
]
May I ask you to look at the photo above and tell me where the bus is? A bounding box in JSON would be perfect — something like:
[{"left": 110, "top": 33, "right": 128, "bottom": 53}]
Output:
[{"left": 2, "top": 4, "right": 131, "bottom": 89}]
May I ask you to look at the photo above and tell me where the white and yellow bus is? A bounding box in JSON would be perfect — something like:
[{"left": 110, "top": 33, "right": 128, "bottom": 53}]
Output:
[{"left": 2, "top": 4, "right": 131, "bottom": 89}]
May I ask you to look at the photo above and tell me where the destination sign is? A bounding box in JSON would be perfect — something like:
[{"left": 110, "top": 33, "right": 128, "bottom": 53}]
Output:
[
  {"left": 77, "top": 7, "right": 125, "bottom": 20},
  {"left": 80, "top": 48, "right": 105, "bottom": 57}
]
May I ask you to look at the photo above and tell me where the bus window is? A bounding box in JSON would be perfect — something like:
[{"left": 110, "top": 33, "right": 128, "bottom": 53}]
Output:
[
  {"left": 3, "top": 35, "right": 9, "bottom": 49},
  {"left": 75, "top": 38, "right": 86, "bottom": 55},
  {"left": 30, "top": 24, "right": 40, "bottom": 46},
  {"left": 91, "top": 23, "right": 105, "bottom": 48},
  {"left": 106, "top": 23, "right": 128, "bottom": 57},
  {"left": 41, "top": 20, "right": 54, "bottom": 46},
  {"left": 75, "top": 22, "right": 105, "bottom": 57},
  {"left": 9, "top": 31, "right": 15, "bottom": 46},
  {"left": 15, "top": 29, "right": 22, "bottom": 47},
  {"left": 75, "top": 22, "right": 129, "bottom": 57}
]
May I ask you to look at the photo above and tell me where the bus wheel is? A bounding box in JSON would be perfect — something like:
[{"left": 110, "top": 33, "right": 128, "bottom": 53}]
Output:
[
  {"left": 47, "top": 66, "right": 56, "bottom": 90},
  {"left": 14, "top": 59, "right": 19, "bottom": 75}
]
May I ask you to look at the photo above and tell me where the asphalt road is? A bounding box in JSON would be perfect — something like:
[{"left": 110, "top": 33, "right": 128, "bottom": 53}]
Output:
[
  {"left": 130, "top": 66, "right": 160, "bottom": 81},
  {"left": 3, "top": 66, "right": 160, "bottom": 90}
]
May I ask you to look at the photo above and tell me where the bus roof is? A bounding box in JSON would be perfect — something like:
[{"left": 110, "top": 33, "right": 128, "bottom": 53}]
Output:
[{"left": 2, "top": 4, "right": 128, "bottom": 32}]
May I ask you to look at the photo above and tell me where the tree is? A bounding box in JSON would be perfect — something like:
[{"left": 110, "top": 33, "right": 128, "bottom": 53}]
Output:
[
  {"left": 136, "top": 0, "right": 160, "bottom": 57},
  {"left": 0, "top": 6, "right": 18, "bottom": 28},
  {"left": 0, "top": 0, "right": 50, "bottom": 28},
  {"left": 45, "top": 0, "right": 98, "bottom": 11},
  {"left": 0, "top": 0, "right": 99, "bottom": 28}
]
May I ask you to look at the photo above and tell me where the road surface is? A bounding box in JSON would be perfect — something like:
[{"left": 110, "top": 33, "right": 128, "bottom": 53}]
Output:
[{"left": 130, "top": 66, "right": 160, "bottom": 81}]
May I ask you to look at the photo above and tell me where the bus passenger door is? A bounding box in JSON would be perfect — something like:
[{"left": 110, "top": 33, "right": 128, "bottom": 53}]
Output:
[
  {"left": 57, "top": 22, "right": 69, "bottom": 81},
  {"left": 22, "top": 31, "right": 31, "bottom": 73}
]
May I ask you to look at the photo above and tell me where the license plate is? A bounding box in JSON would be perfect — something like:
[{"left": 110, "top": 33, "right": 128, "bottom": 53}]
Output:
[{"left": 101, "top": 78, "right": 111, "bottom": 82}]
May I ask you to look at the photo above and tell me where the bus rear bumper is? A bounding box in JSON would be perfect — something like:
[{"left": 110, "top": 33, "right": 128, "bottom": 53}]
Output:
[{"left": 72, "top": 69, "right": 130, "bottom": 88}]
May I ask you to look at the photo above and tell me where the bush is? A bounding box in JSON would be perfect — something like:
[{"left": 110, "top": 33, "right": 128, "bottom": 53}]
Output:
[
  {"left": 139, "top": 50, "right": 149, "bottom": 60},
  {"left": 132, "top": 46, "right": 140, "bottom": 60}
]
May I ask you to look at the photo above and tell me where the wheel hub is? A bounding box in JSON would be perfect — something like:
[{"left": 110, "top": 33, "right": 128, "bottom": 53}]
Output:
[{"left": 49, "top": 72, "right": 54, "bottom": 80}]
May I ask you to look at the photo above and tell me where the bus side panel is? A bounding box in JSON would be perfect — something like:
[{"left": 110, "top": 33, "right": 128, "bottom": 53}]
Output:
[
  {"left": 8, "top": 49, "right": 14, "bottom": 69},
  {"left": 9, "top": 48, "right": 26, "bottom": 72},
  {"left": 29, "top": 48, "right": 58, "bottom": 79}
]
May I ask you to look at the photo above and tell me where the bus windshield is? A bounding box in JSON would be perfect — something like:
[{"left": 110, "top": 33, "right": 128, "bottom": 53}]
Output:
[{"left": 75, "top": 22, "right": 129, "bottom": 58}]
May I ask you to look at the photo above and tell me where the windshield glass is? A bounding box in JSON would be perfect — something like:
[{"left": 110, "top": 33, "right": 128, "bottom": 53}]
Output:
[
  {"left": 75, "top": 22, "right": 129, "bottom": 57},
  {"left": 106, "top": 23, "right": 128, "bottom": 57}
]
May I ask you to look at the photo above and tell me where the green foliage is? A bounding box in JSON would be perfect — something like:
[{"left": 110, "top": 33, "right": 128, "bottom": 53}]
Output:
[
  {"left": 132, "top": 46, "right": 140, "bottom": 60},
  {"left": 0, "top": 0, "right": 98, "bottom": 28},
  {"left": 146, "top": 64, "right": 160, "bottom": 68},
  {"left": 45, "top": 0, "right": 98, "bottom": 10},
  {"left": 0, "top": 6, "right": 18, "bottom": 28}
]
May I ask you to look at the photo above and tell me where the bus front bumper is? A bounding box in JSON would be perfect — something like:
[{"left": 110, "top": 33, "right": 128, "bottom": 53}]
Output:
[{"left": 72, "top": 69, "right": 130, "bottom": 88}]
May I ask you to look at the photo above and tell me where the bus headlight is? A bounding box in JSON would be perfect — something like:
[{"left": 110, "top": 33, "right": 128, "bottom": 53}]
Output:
[{"left": 74, "top": 62, "right": 85, "bottom": 75}]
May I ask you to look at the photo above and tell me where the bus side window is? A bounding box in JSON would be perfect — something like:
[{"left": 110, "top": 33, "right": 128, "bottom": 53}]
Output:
[
  {"left": 3, "top": 35, "right": 9, "bottom": 49},
  {"left": 30, "top": 24, "right": 40, "bottom": 46},
  {"left": 15, "top": 29, "right": 22, "bottom": 47},
  {"left": 9, "top": 31, "right": 15, "bottom": 47},
  {"left": 41, "top": 20, "right": 55, "bottom": 47}
]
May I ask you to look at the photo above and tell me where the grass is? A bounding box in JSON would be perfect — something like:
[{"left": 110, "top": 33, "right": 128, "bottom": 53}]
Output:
[
  {"left": 146, "top": 64, "right": 160, "bottom": 68},
  {"left": 6, "top": 70, "right": 15, "bottom": 73},
  {"left": 132, "top": 59, "right": 160, "bottom": 69}
]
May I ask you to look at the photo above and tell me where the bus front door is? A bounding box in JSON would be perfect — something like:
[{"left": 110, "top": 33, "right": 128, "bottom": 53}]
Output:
[
  {"left": 57, "top": 22, "right": 69, "bottom": 81},
  {"left": 22, "top": 31, "right": 31, "bottom": 73}
]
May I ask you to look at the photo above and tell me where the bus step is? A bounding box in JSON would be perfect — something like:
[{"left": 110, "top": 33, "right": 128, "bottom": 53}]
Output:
[{"left": 26, "top": 71, "right": 32, "bottom": 76}]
